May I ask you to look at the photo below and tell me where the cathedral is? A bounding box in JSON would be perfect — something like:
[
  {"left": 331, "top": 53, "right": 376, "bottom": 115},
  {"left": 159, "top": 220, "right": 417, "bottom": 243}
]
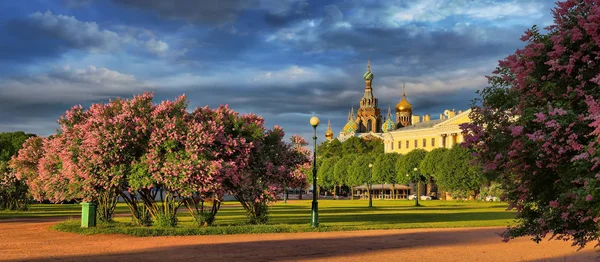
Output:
[
  {"left": 327, "top": 60, "right": 471, "bottom": 155},
  {"left": 332, "top": 60, "right": 417, "bottom": 142},
  {"left": 323, "top": 60, "right": 473, "bottom": 200}
]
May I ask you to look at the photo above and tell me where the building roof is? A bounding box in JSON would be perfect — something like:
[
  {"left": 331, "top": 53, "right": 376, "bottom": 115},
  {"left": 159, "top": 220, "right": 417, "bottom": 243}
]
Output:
[{"left": 396, "top": 119, "right": 445, "bottom": 131}]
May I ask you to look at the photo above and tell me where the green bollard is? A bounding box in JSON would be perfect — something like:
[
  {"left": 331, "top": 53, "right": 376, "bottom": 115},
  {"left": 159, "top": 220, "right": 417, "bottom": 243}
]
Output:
[{"left": 81, "top": 202, "right": 96, "bottom": 228}]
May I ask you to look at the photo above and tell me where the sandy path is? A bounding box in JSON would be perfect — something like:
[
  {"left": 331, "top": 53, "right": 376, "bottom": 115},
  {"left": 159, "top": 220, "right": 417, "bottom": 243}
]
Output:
[{"left": 0, "top": 218, "right": 598, "bottom": 261}]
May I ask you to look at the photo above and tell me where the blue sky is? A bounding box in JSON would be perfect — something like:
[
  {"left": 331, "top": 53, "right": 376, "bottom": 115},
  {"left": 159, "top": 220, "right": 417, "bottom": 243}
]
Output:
[{"left": 0, "top": 0, "right": 556, "bottom": 141}]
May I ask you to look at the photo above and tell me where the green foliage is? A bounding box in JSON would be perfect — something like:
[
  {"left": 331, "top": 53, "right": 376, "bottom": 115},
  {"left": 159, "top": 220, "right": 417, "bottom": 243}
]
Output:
[
  {"left": 0, "top": 132, "right": 35, "bottom": 162},
  {"left": 313, "top": 137, "right": 383, "bottom": 194},
  {"left": 372, "top": 153, "right": 399, "bottom": 184},
  {"left": 154, "top": 212, "right": 178, "bottom": 227},
  {"left": 436, "top": 145, "right": 484, "bottom": 197},
  {"left": 480, "top": 182, "right": 505, "bottom": 199},
  {"left": 341, "top": 137, "right": 365, "bottom": 154},
  {"left": 348, "top": 155, "right": 375, "bottom": 186},
  {"left": 333, "top": 154, "right": 356, "bottom": 187},
  {"left": 396, "top": 149, "right": 426, "bottom": 184},
  {"left": 0, "top": 162, "right": 28, "bottom": 211},
  {"left": 419, "top": 148, "right": 449, "bottom": 180},
  {"left": 0, "top": 131, "right": 35, "bottom": 211},
  {"left": 317, "top": 157, "right": 339, "bottom": 190}
]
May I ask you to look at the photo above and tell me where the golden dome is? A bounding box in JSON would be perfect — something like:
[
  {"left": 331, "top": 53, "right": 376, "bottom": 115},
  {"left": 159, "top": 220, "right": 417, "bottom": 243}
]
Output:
[
  {"left": 325, "top": 119, "right": 334, "bottom": 140},
  {"left": 396, "top": 97, "right": 412, "bottom": 112},
  {"left": 395, "top": 84, "right": 412, "bottom": 112}
]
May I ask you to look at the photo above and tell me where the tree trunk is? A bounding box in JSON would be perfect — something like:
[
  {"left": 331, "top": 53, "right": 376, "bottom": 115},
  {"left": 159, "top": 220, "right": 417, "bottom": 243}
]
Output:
[
  {"left": 392, "top": 184, "right": 396, "bottom": 200},
  {"left": 284, "top": 188, "right": 288, "bottom": 203},
  {"left": 351, "top": 186, "right": 354, "bottom": 200},
  {"left": 333, "top": 185, "right": 337, "bottom": 200}
]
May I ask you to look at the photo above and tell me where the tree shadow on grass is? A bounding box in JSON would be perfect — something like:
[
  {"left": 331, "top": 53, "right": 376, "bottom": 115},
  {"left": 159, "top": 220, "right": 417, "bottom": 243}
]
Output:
[
  {"left": 269, "top": 211, "right": 515, "bottom": 225},
  {"left": 269, "top": 206, "right": 509, "bottom": 216},
  {"left": 7, "top": 227, "right": 595, "bottom": 262}
]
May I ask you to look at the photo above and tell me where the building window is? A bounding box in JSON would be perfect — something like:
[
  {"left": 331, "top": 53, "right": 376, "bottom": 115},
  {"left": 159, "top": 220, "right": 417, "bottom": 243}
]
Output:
[
  {"left": 431, "top": 138, "right": 435, "bottom": 147},
  {"left": 398, "top": 141, "right": 401, "bottom": 149},
  {"left": 406, "top": 140, "right": 409, "bottom": 148},
  {"left": 414, "top": 140, "right": 417, "bottom": 148},
  {"left": 423, "top": 139, "right": 426, "bottom": 147}
]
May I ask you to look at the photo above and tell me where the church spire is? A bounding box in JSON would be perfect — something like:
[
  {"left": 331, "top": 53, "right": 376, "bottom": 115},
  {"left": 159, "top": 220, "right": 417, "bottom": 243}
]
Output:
[
  {"left": 367, "top": 58, "right": 371, "bottom": 71},
  {"left": 403, "top": 83, "right": 406, "bottom": 97},
  {"left": 325, "top": 119, "right": 334, "bottom": 140},
  {"left": 388, "top": 105, "right": 392, "bottom": 117}
]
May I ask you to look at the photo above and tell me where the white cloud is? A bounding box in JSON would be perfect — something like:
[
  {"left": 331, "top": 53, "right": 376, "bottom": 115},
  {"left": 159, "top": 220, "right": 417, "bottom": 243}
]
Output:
[
  {"left": 0, "top": 65, "right": 147, "bottom": 104},
  {"left": 150, "top": 64, "right": 347, "bottom": 88},
  {"left": 145, "top": 39, "right": 170, "bottom": 56},
  {"left": 390, "top": 0, "right": 543, "bottom": 25},
  {"left": 26, "top": 11, "right": 182, "bottom": 57},
  {"left": 28, "top": 11, "right": 121, "bottom": 51}
]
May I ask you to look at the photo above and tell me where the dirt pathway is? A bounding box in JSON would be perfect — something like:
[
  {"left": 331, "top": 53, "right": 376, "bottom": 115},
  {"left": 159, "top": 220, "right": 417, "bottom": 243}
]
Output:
[{"left": 0, "top": 218, "right": 598, "bottom": 261}]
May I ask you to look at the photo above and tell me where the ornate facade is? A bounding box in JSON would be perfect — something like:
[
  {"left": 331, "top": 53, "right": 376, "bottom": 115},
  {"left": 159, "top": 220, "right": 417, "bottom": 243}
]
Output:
[
  {"left": 323, "top": 60, "right": 473, "bottom": 200},
  {"left": 381, "top": 109, "right": 470, "bottom": 154},
  {"left": 327, "top": 60, "right": 472, "bottom": 155},
  {"left": 338, "top": 60, "right": 384, "bottom": 142}
]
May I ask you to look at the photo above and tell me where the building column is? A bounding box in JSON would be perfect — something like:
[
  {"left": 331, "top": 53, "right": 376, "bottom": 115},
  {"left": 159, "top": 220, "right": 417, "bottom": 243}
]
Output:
[
  {"left": 458, "top": 134, "right": 464, "bottom": 144},
  {"left": 439, "top": 134, "right": 445, "bottom": 148},
  {"left": 448, "top": 133, "right": 456, "bottom": 148}
]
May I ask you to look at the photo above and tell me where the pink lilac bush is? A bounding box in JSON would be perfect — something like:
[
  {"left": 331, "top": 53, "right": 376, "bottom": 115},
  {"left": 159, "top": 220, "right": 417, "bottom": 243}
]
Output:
[
  {"left": 462, "top": 0, "right": 600, "bottom": 248},
  {"left": 230, "top": 125, "right": 310, "bottom": 224},
  {"left": 10, "top": 93, "right": 309, "bottom": 226}
]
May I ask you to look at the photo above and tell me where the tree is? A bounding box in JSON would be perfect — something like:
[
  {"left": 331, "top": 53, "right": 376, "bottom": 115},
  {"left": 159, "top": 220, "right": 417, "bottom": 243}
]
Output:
[
  {"left": 0, "top": 162, "right": 28, "bottom": 210},
  {"left": 349, "top": 154, "right": 374, "bottom": 201},
  {"left": 10, "top": 93, "right": 308, "bottom": 227},
  {"left": 0, "top": 132, "right": 35, "bottom": 162},
  {"left": 462, "top": 0, "right": 600, "bottom": 248},
  {"left": 396, "top": 149, "right": 426, "bottom": 185},
  {"left": 373, "top": 153, "right": 399, "bottom": 198},
  {"left": 231, "top": 125, "right": 309, "bottom": 224},
  {"left": 317, "top": 157, "right": 339, "bottom": 196},
  {"left": 0, "top": 131, "right": 35, "bottom": 210},
  {"left": 364, "top": 138, "right": 384, "bottom": 154},
  {"left": 436, "top": 145, "right": 484, "bottom": 199},
  {"left": 341, "top": 137, "right": 366, "bottom": 155},
  {"left": 333, "top": 154, "right": 356, "bottom": 198},
  {"left": 420, "top": 148, "right": 449, "bottom": 195},
  {"left": 289, "top": 135, "right": 310, "bottom": 201}
]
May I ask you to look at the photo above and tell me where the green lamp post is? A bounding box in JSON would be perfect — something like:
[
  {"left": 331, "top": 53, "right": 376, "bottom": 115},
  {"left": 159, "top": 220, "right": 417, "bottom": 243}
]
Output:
[
  {"left": 310, "top": 116, "right": 320, "bottom": 227},
  {"left": 368, "top": 163, "right": 373, "bottom": 208}
]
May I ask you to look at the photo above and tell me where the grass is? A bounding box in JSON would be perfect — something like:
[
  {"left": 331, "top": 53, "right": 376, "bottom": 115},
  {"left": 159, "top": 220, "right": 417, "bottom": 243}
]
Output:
[
  {"left": 0, "top": 203, "right": 129, "bottom": 219},
  {"left": 2, "top": 200, "right": 516, "bottom": 236}
]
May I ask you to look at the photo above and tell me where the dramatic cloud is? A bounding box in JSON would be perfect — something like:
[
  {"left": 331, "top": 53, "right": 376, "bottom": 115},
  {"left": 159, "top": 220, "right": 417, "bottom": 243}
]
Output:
[
  {"left": 0, "top": 0, "right": 557, "bottom": 142},
  {"left": 114, "top": 0, "right": 311, "bottom": 26},
  {"left": 113, "top": 0, "right": 256, "bottom": 25},
  {"left": 26, "top": 11, "right": 121, "bottom": 51},
  {"left": 0, "top": 11, "right": 184, "bottom": 62},
  {"left": 0, "top": 65, "right": 144, "bottom": 104}
]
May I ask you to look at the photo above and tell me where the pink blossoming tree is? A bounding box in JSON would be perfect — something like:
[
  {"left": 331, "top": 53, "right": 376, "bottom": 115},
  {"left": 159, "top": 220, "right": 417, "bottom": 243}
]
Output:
[
  {"left": 229, "top": 125, "right": 309, "bottom": 224},
  {"left": 462, "top": 0, "right": 600, "bottom": 248},
  {"left": 10, "top": 93, "right": 308, "bottom": 227}
]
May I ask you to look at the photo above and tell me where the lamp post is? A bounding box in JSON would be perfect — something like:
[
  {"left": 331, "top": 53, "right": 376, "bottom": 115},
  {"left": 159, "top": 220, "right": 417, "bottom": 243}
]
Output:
[
  {"left": 309, "top": 116, "right": 320, "bottom": 227},
  {"left": 413, "top": 167, "right": 420, "bottom": 207},
  {"left": 368, "top": 163, "right": 373, "bottom": 208}
]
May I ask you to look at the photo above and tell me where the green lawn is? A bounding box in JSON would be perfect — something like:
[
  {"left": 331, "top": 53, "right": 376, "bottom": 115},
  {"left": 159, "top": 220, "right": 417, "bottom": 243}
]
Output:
[{"left": 1, "top": 200, "right": 516, "bottom": 236}]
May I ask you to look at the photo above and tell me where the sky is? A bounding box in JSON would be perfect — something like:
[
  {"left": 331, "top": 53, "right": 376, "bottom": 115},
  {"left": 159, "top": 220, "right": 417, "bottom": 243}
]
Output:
[{"left": 0, "top": 0, "right": 556, "bottom": 142}]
